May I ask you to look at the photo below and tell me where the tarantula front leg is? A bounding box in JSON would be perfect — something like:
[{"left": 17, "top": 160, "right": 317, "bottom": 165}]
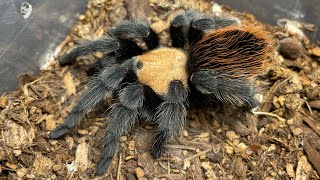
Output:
[
  {"left": 96, "top": 83, "right": 144, "bottom": 175},
  {"left": 150, "top": 81, "right": 188, "bottom": 158},
  {"left": 109, "top": 21, "right": 160, "bottom": 50},
  {"left": 58, "top": 36, "right": 142, "bottom": 65},
  {"left": 48, "top": 61, "right": 132, "bottom": 139}
]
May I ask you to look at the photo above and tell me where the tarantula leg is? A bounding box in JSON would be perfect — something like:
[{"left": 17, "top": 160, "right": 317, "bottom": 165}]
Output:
[
  {"left": 58, "top": 37, "right": 120, "bottom": 65},
  {"left": 150, "top": 81, "right": 188, "bottom": 158},
  {"left": 190, "top": 70, "right": 259, "bottom": 109},
  {"left": 96, "top": 83, "right": 144, "bottom": 175},
  {"left": 170, "top": 11, "right": 198, "bottom": 48},
  {"left": 48, "top": 63, "right": 131, "bottom": 139},
  {"left": 109, "top": 21, "right": 159, "bottom": 50},
  {"left": 86, "top": 56, "right": 117, "bottom": 76},
  {"left": 188, "top": 17, "right": 238, "bottom": 45}
]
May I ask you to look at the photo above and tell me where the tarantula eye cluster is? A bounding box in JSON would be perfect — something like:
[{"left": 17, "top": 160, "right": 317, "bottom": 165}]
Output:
[{"left": 48, "top": 10, "right": 275, "bottom": 175}]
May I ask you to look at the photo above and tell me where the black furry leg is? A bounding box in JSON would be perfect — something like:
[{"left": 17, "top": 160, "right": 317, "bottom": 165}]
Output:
[
  {"left": 86, "top": 56, "right": 116, "bottom": 76},
  {"left": 48, "top": 63, "right": 130, "bottom": 139},
  {"left": 170, "top": 11, "right": 198, "bottom": 48},
  {"left": 190, "top": 70, "right": 259, "bottom": 109},
  {"left": 150, "top": 81, "right": 188, "bottom": 158},
  {"left": 95, "top": 83, "right": 144, "bottom": 175},
  {"left": 188, "top": 17, "right": 238, "bottom": 45},
  {"left": 170, "top": 10, "right": 239, "bottom": 47},
  {"left": 109, "top": 21, "right": 159, "bottom": 50},
  {"left": 59, "top": 37, "right": 120, "bottom": 65}
]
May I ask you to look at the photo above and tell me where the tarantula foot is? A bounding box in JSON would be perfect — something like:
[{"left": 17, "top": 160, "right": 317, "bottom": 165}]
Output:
[
  {"left": 150, "top": 132, "right": 166, "bottom": 159},
  {"left": 48, "top": 125, "right": 69, "bottom": 139},
  {"left": 95, "top": 158, "right": 113, "bottom": 176},
  {"left": 150, "top": 146, "right": 162, "bottom": 159},
  {"left": 57, "top": 53, "right": 74, "bottom": 66}
]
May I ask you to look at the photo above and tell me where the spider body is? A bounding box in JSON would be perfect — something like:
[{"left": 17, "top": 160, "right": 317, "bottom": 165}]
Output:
[
  {"left": 136, "top": 47, "right": 188, "bottom": 94},
  {"left": 48, "top": 10, "right": 275, "bottom": 175}
]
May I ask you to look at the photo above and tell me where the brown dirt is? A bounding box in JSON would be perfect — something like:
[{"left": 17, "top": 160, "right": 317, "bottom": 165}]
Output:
[{"left": 1, "top": 0, "right": 320, "bottom": 179}]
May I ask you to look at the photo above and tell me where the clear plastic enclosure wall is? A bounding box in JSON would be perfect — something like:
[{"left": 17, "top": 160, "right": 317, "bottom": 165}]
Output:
[{"left": 0, "top": 0, "right": 86, "bottom": 94}]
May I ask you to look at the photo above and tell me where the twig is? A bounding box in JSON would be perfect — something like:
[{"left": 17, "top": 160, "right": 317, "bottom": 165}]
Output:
[
  {"left": 116, "top": 154, "right": 122, "bottom": 180},
  {"left": 165, "top": 144, "right": 197, "bottom": 151},
  {"left": 23, "top": 77, "right": 43, "bottom": 97},
  {"left": 261, "top": 79, "right": 283, "bottom": 112},
  {"left": 253, "top": 111, "right": 286, "bottom": 123},
  {"left": 304, "top": 100, "right": 313, "bottom": 115},
  {"left": 168, "top": 161, "right": 171, "bottom": 177},
  {"left": 303, "top": 139, "right": 320, "bottom": 175},
  {"left": 300, "top": 110, "right": 320, "bottom": 137},
  {"left": 184, "top": 148, "right": 212, "bottom": 162}
]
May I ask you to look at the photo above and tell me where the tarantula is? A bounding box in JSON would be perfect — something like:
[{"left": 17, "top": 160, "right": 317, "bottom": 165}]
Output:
[{"left": 49, "top": 10, "right": 274, "bottom": 175}]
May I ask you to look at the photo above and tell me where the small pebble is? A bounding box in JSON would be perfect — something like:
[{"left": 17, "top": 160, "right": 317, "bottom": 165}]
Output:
[
  {"left": 279, "top": 37, "right": 303, "bottom": 60},
  {"left": 13, "top": 150, "right": 22, "bottom": 156},
  {"left": 182, "top": 130, "right": 188, "bottom": 137}
]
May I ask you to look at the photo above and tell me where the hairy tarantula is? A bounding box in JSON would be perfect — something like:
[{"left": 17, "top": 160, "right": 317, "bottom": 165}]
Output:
[{"left": 49, "top": 10, "right": 274, "bottom": 175}]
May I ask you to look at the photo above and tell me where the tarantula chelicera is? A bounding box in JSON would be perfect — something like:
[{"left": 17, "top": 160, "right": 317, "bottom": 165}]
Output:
[{"left": 49, "top": 10, "right": 275, "bottom": 175}]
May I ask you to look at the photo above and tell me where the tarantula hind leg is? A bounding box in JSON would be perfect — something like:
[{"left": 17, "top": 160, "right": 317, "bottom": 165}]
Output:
[
  {"left": 170, "top": 10, "right": 238, "bottom": 47},
  {"left": 95, "top": 83, "right": 144, "bottom": 175},
  {"left": 188, "top": 16, "right": 238, "bottom": 45},
  {"left": 190, "top": 70, "right": 259, "bottom": 109},
  {"left": 48, "top": 62, "right": 131, "bottom": 139},
  {"left": 150, "top": 80, "right": 188, "bottom": 158}
]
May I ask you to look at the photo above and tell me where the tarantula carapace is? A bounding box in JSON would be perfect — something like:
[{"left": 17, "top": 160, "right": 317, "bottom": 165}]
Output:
[{"left": 49, "top": 10, "right": 275, "bottom": 175}]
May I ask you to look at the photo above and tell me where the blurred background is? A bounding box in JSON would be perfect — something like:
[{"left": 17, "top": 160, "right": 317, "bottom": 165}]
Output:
[{"left": 0, "top": 0, "right": 319, "bottom": 95}]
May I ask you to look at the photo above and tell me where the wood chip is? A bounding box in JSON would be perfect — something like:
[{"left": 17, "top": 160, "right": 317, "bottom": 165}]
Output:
[
  {"left": 63, "top": 72, "right": 76, "bottom": 95},
  {"left": 32, "top": 153, "right": 54, "bottom": 176},
  {"left": 303, "top": 139, "right": 320, "bottom": 175},
  {"left": 77, "top": 129, "right": 89, "bottom": 135},
  {"left": 295, "top": 155, "right": 313, "bottom": 180},
  {"left": 310, "top": 47, "right": 320, "bottom": 57},
  {"left": 16, "top": 168, "right": 28, "bottom": 178},
  {"left": 0, "top": 96, "right": 8, "bottom": 108},
  {"left": 124, "top": 0, "right": 151, "bottom": 20},
  {"left": 309, "top": 100, "right": 320, "bottom": 110},
  {"left": 286, "top": 163, "right": 295, "bottom": 178},
  {"left": 75, "top": 142, "right": 89, "bottom": 172},
  {"left": 109, "top": 5, "right": 127, "bottom": 24},
  {"left": 45, "top": 114, "right": 56, "bottom": 131},
  {"left": 135, "top": 167, "right": 145, "bottom": 179}
]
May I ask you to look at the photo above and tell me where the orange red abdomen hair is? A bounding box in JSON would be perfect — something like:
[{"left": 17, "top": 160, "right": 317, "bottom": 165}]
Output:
[{"left": 189, "top": 22, "right": 275, "bottom": 78}]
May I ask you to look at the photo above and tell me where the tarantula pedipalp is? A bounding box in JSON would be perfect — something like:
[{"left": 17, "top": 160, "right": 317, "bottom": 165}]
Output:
[{"left": 48, "top": 10, "right": 275, "bottom": 175}]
